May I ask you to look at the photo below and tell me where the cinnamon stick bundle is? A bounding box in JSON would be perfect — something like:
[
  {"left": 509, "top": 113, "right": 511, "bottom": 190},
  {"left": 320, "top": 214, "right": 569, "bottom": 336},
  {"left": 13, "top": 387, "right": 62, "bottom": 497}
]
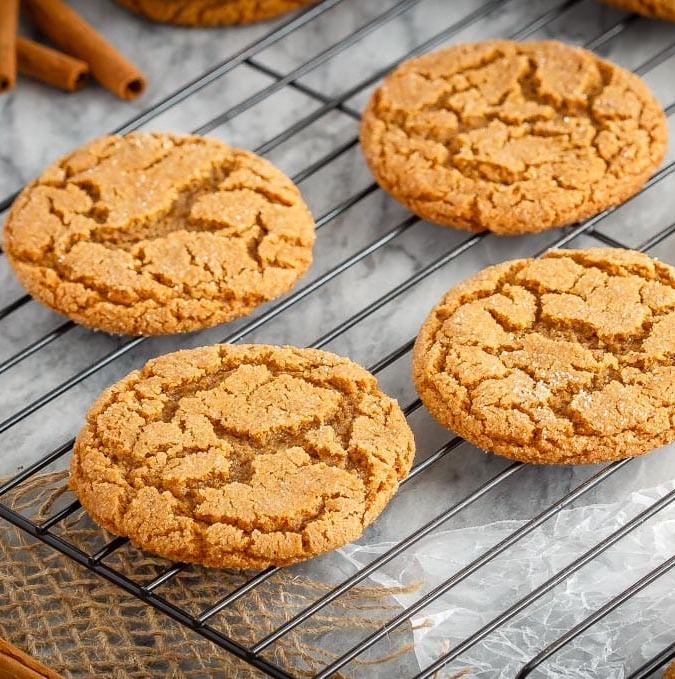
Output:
[
  {"left": 17, "top": 38, "right": 89, "bottom": 92},
  {"left": 0, "top": 637, "right": 63, "bottom": 679},
  {"left": 0, "top": 0, "right": 19, "bottom": 93},
  {"left": 23, "top": 0, "right": 146, "bottom": 100}
]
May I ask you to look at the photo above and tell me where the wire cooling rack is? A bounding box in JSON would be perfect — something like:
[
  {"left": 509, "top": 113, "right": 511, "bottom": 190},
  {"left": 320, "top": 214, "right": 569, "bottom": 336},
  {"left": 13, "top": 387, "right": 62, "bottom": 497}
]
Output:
[{"left": 1, "top": 0, "right": 675, "bottom": 676}]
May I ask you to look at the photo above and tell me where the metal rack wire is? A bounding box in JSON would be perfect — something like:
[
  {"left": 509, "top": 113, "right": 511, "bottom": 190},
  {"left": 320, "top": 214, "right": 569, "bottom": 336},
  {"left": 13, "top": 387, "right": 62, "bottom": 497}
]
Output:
[{"left": 1, "top": 0, "right": 675, "bottom": 676}]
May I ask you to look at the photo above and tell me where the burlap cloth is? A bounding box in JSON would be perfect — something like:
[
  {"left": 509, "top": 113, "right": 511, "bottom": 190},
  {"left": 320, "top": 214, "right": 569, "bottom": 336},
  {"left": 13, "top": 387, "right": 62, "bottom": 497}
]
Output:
[{"left": 0, "top": 471, "right": 419, "bottom": 678}]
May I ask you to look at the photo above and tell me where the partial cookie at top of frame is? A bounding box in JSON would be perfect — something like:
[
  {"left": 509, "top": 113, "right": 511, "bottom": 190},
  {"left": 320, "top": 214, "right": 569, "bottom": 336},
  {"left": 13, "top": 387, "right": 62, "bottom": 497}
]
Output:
[
  {"left": 601, "top": 0, "right": 675, "bottom": 21},
  {"left": 115, "top": 0, "right": 317, "bottom": 25}
]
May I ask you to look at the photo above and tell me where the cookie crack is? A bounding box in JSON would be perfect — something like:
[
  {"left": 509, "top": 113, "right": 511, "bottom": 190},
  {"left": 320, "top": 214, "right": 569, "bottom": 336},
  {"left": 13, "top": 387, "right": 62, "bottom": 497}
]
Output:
[
  {"left": 115, "top": 359, "right": 376, "bottom": 489},
  {"left": 191, "top": 490, "right": 362, "bottom": 537},
  {"left": 87, "top": 162, "right": 235, "bottom": 251}
]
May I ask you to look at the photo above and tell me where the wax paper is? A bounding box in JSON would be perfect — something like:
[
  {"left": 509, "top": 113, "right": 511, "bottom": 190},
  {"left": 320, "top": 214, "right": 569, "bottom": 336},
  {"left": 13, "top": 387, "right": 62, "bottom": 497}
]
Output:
[{"left": 340, "top": 482, "right": 675, "bottom": 677}]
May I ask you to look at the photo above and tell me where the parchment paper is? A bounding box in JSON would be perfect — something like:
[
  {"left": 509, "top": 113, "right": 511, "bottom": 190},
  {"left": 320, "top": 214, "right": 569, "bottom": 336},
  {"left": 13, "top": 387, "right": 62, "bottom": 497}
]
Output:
[{"left": 340, "top": 482, "right": 675, "bottom": 677}]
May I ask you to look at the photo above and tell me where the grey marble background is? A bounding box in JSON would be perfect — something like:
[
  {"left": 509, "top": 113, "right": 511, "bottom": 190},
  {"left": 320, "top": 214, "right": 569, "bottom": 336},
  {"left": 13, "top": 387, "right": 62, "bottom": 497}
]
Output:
[{"left": 1, "top": 0, "right": 675, "bottom": 677}]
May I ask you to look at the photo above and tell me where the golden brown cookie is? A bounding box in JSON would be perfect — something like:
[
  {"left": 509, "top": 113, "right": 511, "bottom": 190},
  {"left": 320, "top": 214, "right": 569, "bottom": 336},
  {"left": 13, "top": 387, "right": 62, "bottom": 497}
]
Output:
[
  {"left": 115, "top": 0, "right": 316, "bottom": 25},
  {"left": 601, "top": 0, "right": 675, "bottom": 20},
  {"left": 3, "top": 132, "right": 315, "bottom": 335},
  {"left": 69, "top": 344, "right": 415, "bottom": 568},
  {"left": 413, "top": 248, "right": 675, "bottom": 464},
  {"left": 360, "top": 40, "right": 667, "bottom": 235},
  {"left": 665, "top": 660, "right": 675, "bottom": 679}
]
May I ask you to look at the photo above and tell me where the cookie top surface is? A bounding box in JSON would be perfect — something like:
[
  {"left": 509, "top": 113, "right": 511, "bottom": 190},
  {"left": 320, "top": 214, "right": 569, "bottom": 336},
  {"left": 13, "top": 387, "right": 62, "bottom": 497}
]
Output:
[
  {"left": 601, "top": 0, "right": 675, "bottom": 20},
  {"left": 3, "top": 132, "right": 315, "bottom": 335},
  {"left": 69, "top": 344, "right": 415, "bottom": 568},
  {"left": 115, "top": 0, "right": 315, "bottom": 25},
  {"left": 666, "top": 661, "right": 675, "bottom": 679},
  {"left": 360, "top": 40, "right": 667, "bottom": 235},
  {"left": 413, "top": 248, "right": 675, "bottom": 464}
]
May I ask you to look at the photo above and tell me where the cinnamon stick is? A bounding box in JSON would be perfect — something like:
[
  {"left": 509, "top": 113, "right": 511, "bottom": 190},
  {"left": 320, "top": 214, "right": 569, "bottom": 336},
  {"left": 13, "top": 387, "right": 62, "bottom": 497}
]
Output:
[
  {"left": 0, "top": 637, "right": 63, "bottom": 679},
  {"left": 22, "top": 0, "right": 146, "bottom": 100},
  {"left": 18, "top": 37, "right": 89, "bottom": 92},
  {"left": 0, "top": 0, "right": 19, "bottom": 93}
]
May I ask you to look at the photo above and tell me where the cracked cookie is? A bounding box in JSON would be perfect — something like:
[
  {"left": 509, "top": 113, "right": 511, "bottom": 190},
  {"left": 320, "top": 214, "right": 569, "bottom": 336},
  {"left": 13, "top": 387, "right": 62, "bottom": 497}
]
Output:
[
  {"left": 666, "top": 661, "right": 675, "bottom": 679},
  {"left": 412, "top": 248, "right": 675, "bottom": 464},
  {"left": 601, "top": 0, "right": 675, "bottom": 20},
  {"left": 115, "top": 0, "right": 317, "bottom": 25},
  {"left": 360, "top": 40, "right": 667, "bottom": 235},
  {"left": 3, "top": 132, "right": 315, "bottom": 335},
  {"left": 69, "top": 344, "right": 415, "bottom": 568}
]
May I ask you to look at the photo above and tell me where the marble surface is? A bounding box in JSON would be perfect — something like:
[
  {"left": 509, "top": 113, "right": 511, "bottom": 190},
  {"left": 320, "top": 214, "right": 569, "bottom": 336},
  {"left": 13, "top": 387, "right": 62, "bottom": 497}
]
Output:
[{"left": 1, "top": 0, "right": 675, "bottom": 677}]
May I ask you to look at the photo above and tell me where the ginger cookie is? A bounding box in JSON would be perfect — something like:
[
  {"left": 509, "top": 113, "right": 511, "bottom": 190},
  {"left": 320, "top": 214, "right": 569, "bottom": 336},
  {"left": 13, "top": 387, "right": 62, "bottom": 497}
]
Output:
[
  {"left": 600, "top": 0, "right": 675, "bottom": 20},
  {"left": 665, "top": 661, "right": 675, "bottom": 679},
  {"left": 115, "top": 0, "right": 316, "bottom": 25},
  {"left": 413, "top": 248, "right": 675, "bottom": 465},
  {"left": 3, "top": 132, "right": 315, "bottom": 336},
  {"left": 69, "top": 344, "right": 415, "bottom": 568},
  {"left": 360, "top": 40, "right": 667, "bottom": 235}
]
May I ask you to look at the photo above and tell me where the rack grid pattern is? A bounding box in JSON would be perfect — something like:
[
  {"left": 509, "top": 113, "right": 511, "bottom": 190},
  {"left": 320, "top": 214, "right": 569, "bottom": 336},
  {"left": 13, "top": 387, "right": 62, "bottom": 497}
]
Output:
[{"left": 1, "top": 0, "right": 675, "bottom": 676}]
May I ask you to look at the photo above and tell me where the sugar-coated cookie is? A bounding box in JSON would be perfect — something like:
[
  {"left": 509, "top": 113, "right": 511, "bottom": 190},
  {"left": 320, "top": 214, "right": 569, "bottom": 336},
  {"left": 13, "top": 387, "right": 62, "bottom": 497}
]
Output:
[
  {"left": 360, "top": 41, "right": 667, "bottom": 235},
  {"left": 4, "top": 132, "right": 315, "bottom": 335},
  {"left": 413, "top": 248, "right": 675, "bottom": 464},
  {"left": 70, "top": 344, "right": 415, "bottom": 568}
]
